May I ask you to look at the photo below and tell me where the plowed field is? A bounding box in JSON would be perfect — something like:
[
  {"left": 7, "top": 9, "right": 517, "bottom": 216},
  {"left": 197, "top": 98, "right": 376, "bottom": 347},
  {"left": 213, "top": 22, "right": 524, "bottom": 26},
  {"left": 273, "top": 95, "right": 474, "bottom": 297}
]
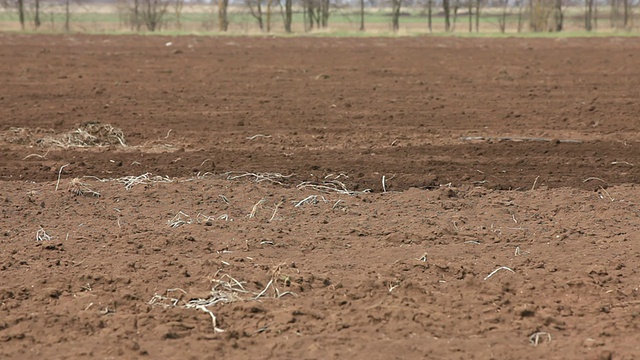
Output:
[{"left": 2, "top": 34, "right": 640, "bottom": 359}]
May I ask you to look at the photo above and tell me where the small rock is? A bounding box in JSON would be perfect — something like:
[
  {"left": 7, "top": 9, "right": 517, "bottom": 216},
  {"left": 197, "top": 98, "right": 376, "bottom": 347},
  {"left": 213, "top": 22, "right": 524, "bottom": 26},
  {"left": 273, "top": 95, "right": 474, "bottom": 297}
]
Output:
[{"left": 598, "top": 350, "right": 613, "bottom": 360}]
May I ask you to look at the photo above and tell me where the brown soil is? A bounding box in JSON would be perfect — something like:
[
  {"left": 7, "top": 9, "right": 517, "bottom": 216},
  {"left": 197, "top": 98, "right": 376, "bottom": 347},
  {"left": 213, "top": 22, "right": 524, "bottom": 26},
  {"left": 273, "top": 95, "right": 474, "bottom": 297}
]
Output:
[{"left": 2, "top": 34, "right": 640, "bottom": 359}]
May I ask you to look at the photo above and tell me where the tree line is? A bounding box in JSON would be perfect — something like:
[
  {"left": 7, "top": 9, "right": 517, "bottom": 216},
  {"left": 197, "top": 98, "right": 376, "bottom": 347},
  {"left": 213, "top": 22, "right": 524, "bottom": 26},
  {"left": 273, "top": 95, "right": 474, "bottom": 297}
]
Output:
[{"left": 3, "top": 0, "right": 639, "bottom": 33}]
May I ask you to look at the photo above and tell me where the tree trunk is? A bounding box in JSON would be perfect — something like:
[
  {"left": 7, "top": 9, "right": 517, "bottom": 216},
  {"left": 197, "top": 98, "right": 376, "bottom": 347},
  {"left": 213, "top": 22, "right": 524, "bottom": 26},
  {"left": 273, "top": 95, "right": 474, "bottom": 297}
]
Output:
[
  {"left": 257, "top": 0, "right": 264, "bottom": 31},
  {"left": 34, "top": 0, "right": 41, "bottom": 29},
  {"left": 554, "top": 0, "right": 563, "bottom": 31},
  {"left": 175, "top": 0, "right": 185, "bottom": 30},
  {"left": 593, "top": 0, "right": 597, "bottom": 29},
  {"left": 499, "top": 0, "right": 507, "bottom": 33},
  {"left": 475, "top": 0, "right": 480, "bottom": 32},
  {"left": 305, "top": 0, "right": 313, "bottom": 31},
  {"left": 64, "top": 0, "right": 70, "bottom": 32},
  {"left": 267, "top": 0, "right": 273, "bottom": 32},
  {"left": 218, "top": 0, "right": 229, "bottom": 31},
  {"left": 530, "top": 0, "right": 553, "bottom": 32},
  {"left": 359, "top": 0, "right": 365, "bottom": 31},
  {"left": 311, "top": 1, "right": 317, "bottom": 30},
  {"left": 391, "top": 0, "right": 401, "bottom": 32},
  {"left": 284, "top": 0, "right": 292, "bottom": 33},
  {"left": 146, "top": 0, "right": 155, "bottom": 31},
  {"left": 585, "top": 0, "right": 593, "bottom": 31},
  {"left": 133, "top": 0, "right": 141, "bottom": 32},
  {"left": 517, "top": 0, "right": 523, "bottom": 32},
  {"left": 443, "top": 0, "right": 450, "bottom": 31},
  {"left": 427, "top": 0, "right": 432, "bottom": 32},
  {"left": 452, "top": 0, "right": 459, "bottom": 32},
  {"left": 18, "top": 0, "right": 25, "bottom": 30},
  {"left": 610, "top": 0, "right": 615, "bottom": 28},
  {"left": 467, "top": 0, "right": 472, "bottom": 33},
  {"left": 321, "top": 0, "right": 329, "bottom": 27},
  {"left": 528, "top": 0, "right": 533, "bottom": 30}
]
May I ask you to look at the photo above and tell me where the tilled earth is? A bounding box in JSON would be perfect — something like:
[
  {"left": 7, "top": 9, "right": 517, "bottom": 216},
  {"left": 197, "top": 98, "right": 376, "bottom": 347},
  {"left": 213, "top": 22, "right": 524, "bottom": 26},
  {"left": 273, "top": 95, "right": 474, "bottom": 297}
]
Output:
[{"left": 2, "top": 34, "right": 640, "bottom": 359}]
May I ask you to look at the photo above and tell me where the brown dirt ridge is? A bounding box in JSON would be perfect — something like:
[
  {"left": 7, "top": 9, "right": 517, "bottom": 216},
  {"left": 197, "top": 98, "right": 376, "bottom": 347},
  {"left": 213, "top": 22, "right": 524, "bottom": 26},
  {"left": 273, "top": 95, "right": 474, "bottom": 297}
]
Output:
[{"left": 2, "top": 34, "right": 640, "bottom": 359}]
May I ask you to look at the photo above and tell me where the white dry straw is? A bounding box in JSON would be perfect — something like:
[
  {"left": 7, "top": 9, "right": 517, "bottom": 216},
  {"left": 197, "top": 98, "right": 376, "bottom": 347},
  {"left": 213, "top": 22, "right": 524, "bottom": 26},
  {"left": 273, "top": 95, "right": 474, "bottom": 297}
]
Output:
[
  {"left": 55, "top": 163, "right": 70, "bottom": 191},
  {"left": 483, "top": 266, "right": 515, "bottom": 281}
]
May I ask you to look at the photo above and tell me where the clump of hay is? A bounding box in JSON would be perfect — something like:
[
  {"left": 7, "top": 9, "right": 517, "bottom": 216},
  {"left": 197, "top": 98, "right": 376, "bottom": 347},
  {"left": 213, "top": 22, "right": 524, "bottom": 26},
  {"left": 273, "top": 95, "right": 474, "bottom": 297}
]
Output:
[
  {"left": 1, "top": 122, "right": 127, "bottom": 148},
  {"left": 67, "top": 178, "right": 101, "bottom": 197},
  {"left": 37, "top": 122, "right": 127, "bottom": 148},
  {"left": 2, "top": 127, "right": 55, "bottom": 145}
]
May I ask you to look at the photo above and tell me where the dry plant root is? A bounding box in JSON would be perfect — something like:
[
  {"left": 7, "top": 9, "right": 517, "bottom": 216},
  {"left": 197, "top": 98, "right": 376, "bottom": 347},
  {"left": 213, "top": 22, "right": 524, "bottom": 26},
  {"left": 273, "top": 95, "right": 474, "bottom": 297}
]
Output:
[{"left": 67, "top": 178, "right": 101, "bottom": 197}]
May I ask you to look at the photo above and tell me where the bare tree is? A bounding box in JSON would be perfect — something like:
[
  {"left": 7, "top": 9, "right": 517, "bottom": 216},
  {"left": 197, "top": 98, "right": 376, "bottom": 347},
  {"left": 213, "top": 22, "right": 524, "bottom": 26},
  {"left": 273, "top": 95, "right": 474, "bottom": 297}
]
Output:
[
  {"left": 34, "top": 0, "right": 41, "bottom": 29},
  {"left": 527, "top": 0, "right": 563, "bottom": 32},
  {"left": 443, "top": 0, "right": 451, "bottom": 31},
  {"left": 610, "top": 0, "right": 618, "bottom": 28},
  {"left": 467, "top": 0, "right": 472, "bottom": 32},
  {"left": 451, "top": 0, "right": 460, "bottom": 31},
  {"left": 497, "top": 0, "right": 509, "bottom": 33},
  {"left": 426, "top": 0, "right": 432, "bottom": 32},
  {"left": 173, "top": 0, "right": 184, "bottom": 29},
  {"left": 474, "top": 0, "right": 480, "bottom": 32},
  {"left": 115, "top": 0, "right": 143, "bottom": 31},
  {"left": 359, "top": 0, "right": 365, "bottom": 30},
  {"left": 17, "top": 0, "right": 25, "bottom": 30},
  {"left": 553, "top": 0, "right": 563, "bottom": 31},
  {"left": 516, "top": 0, "right": 524, "bottom": 31},
  {"left": 64, "top": 0, "right": 70, "bottom": 32},
  {"left": 593, "top": 0, "right": 597, "bottom": 29},
  {"left": 140, "top": 0, "right": 169, "bottom": 31},
  {"left": 530, "top": 0, "right": 554, "bottom": 32},
  {"left": 303, "top": 0, "right": 315, "bottom": 30},
  {"left": 321, "top": 0, "right": 329, "bottom": 27},
  {"left": 464, "top": 0, "right": 482, "bottom": 33},
  {"left": 391, "top": 0, "right": 402, "bottom": 31},
  {"left": 133, "top": 0, "right": 141, "bottom": 31},
  {"left": 302, "top": 0, "right": 330, "bottom": 31},
  {"left": 585, "top": 0, "right": 594, "bottom": 30},
  {"left": 609, "top": 0, "right": 631, "bottom": 29},
  {"left": 280, "top": 0, "right": 292, "bottom": 33},
  {"left": 218, "top": 0, "right": 229, "bottom": 31},
  {"left": 247, "top": 0, "right": 265, "bottom": 31},
  {"left": 266, "top": 0, "right": 274, "bottom": 32},
  {"left": 124, "top": 0, "right": 142, "bottom": 31},
  {"left": 285, "top": 0, "right": 292, "bottom": 32}
]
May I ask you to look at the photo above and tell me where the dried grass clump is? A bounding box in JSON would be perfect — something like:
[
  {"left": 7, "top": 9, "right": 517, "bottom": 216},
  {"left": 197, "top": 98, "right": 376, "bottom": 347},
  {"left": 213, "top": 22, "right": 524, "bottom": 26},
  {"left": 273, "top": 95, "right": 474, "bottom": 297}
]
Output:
[
  {"left": 67, "top": 178, "right": 101, "bottom": 197},
  {"left": 37, "top": 122, "right": 127, "bottom": 148},
  {"left": 1, "top": 127, "right": 54, "bottom": 145},
  {"left": 148, "top": 265, "right": 295, "bottom": 333}
]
